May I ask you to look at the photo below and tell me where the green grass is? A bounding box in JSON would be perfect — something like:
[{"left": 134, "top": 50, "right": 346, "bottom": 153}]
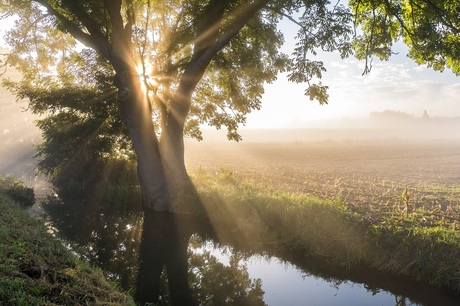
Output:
[
  {"left": 0, "top": 184, "right": 135, "bottom": 305},
  {"left": 368, "top": 215, "right": 460, "bottom": 291},
  {"left": 191, "top": 169, "right": 460, "bottom": 292},
  {"left": 4, "top": 165, "right": 459, "bottom": 303},
  {"left": 0, "top": 176, "right": 35, "bottom": 207}
]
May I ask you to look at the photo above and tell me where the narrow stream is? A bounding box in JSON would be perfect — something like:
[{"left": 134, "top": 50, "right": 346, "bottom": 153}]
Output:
[
  {"left": 43, "top": 199, "right": 460, "bottom": 306},
  {"left": 195, "top": 242, "right": 410, "bottom": 306}
]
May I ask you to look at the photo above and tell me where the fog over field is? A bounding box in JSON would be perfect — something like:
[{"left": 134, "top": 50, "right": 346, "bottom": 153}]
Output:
[
  {"left": 1, "top": 85, "right": 460, "bottom": 193},
  {"left": 0, "top": 83, "right": 47, "bottom": 191},
  {"left": 189, "top": 113, "right": 460, "bottom": 143},
  {"left": 1, "top": 61, "right": 459, "bottom": 192}
]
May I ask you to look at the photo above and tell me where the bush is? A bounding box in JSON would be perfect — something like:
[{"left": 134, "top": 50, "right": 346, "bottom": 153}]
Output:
[{"left": 0, "top": 177, "right": 35, "bottom": 207}]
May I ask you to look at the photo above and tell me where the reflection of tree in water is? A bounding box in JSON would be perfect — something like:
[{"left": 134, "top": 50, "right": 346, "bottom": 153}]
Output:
[
  {"left": 188, "top": 241, "right": 265, "bottom": 306},
  {"left": 148, "top": 244, "right": 266, "bottom": 306},
  {"left": 136, "top": 212, "right": 266, "bottom": 305},
  {"left": 44, "top": 198, "right": 266, "bottom": 305},
  {"left": 395, "top": 295, "right": 407, "bottom": 306},
  {"left": 43, "top": 195, "right": 144, "bottom": 289}
]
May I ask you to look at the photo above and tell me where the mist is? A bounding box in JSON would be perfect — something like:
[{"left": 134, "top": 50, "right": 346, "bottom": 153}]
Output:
[
  {"left": 0, "top": 77, "right": 47, "bottom": 192},
  {"left": 189, "top": 110, "right": 460, "bottom": 144},
  {"left": 1, "top": 62, "right": 459, "bottom": 195}
]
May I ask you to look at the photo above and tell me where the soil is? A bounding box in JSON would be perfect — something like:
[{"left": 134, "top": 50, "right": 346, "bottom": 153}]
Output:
[{"left": 185, "top": 138, "right": 460, "bottom": 224}]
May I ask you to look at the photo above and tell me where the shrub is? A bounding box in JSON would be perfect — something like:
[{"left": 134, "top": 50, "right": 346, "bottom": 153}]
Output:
[{"left": 0, "top": 177, "right": 35, "bottom": 207}]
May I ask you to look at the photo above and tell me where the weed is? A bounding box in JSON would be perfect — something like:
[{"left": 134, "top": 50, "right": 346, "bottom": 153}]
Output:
[{"left": 387, "top": 187, "right": 413, "bottom": 219}]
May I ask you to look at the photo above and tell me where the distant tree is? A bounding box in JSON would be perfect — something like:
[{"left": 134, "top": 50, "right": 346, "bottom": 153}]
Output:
[
  {"left": 423, "top": 110, "right": 430, "bottom": 119},
  {"left": 370, "top": 110, "right": 413, "bottom": 120},
  {"left": 0, "top": 0, "right": 458, "bottom": 212}
]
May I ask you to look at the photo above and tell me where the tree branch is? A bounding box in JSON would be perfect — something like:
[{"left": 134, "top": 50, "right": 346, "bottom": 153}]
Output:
[
  {"left": 171, "top": 0, "right": 270, "bottom": 119},
  {"left": 191, "top": 0, "right": 270, "bottom": 76},
  {"left": 104, "top": 0, "right": 134, "bottom": 70},
  {"left": 105, "top": 0, "right": 124, "bottom": 34},
  {"left": 34, "top": 0, "right": 112, "bottom": 59},
  {"left": 422, "top": 0, "right": 459, "bottom": 34},
  {"left": 192, "top": 0, "right": 227, "bottom": 62},
  {"left": 265, "top": 5, "right": 302, "bottom": 28},
  {"left": 60, "top": 0, "right": 108, "bottom": 38}
]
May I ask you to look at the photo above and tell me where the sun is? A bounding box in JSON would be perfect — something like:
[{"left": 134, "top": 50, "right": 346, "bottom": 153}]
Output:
[
  {"left": 135, "top": 61, "right": 159, "bottom": 94},
  {"left": 135, "top": 63, "right": 148, "bottom": 93}
]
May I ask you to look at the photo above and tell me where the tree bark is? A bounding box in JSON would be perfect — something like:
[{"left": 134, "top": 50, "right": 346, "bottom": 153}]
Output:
[
  {"left": 159, "top": 82, "right": 195, "bottom": 213},
  {"left": 113, "top": 60, "right": 170, "bottom": 211},
  {"left": 106, "top": 2, "right": 172, "bottom": 211},
  {"left": 157, "top": 0, "right": 269, "bottom": 212}
]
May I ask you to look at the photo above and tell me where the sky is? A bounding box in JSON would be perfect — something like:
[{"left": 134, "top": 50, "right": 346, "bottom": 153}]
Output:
[
  {"left": 244, "top": 18, "right": 460, "bottom": 128},
  {"left": 0, "top": 8, "right": 459, "bottom": 130}
]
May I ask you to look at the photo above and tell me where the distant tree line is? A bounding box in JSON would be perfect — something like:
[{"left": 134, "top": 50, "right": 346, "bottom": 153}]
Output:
[
  {"left": 370, "top": 110, "right": 415, "bottom": 121},
  {"left": 369, "top": 110, "right": 460, "bottom": 125}
]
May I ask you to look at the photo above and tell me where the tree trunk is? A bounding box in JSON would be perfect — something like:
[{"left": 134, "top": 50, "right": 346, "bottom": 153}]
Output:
[
  {"left": 114, "top": 63, "right": 170, "bottom": 211},
  {"left": 160, "top": 88, "right": 194, "bottom": 213},
  {"left": 105, "top": 2, "right": 172, "bottom": 211},
  {"left": 159, "top": 56, "right": 216, "bottom": 212}
]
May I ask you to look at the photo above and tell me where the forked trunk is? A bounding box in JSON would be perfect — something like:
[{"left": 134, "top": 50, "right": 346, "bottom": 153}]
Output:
[
  {"left": 106, "top": 4, "right": 173, "bottom": 212},
  {"left": 113, "top": 58, "right": 195, "bottom": 212},
  {"left": 159, "top": 92, "right": 195, "bottom": 213},
  {"left": 115, "top": 64, "right": 170, "bottom": 211},
  {"left": 158, "top": 58, "right": 213, "bottom": 212}
]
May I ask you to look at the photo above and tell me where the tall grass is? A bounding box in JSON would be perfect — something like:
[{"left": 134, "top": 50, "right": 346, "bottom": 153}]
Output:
[
  {"left": 0, "top": 181, "right": 135, "bottom": 305},
  {"left": 192, "top": 169, "right": 368, "bottom": 263},
  {"left": 191, "top": 169, "right": 460, "bottom": 292}
]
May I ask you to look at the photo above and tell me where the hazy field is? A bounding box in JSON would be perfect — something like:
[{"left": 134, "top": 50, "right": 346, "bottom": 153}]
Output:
[
  {"left": 185, "top": 133, "right": 460, "bottom": 225},
  {"left": 1, "top": 94, "right": 459, "bottom": 227}
]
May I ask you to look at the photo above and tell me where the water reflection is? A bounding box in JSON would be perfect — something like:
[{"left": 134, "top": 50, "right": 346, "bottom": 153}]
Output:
[
  {"left": 136, "top": 212, "right": 267, "bottom": 305},
  {"left": 45, "top": 198, "right": 266, "bottom": 305},
  {"left": 43, "top": 198, "right": 460, "bottom": 306},
  {"left": 135, "top": 212, "right": 194, "bottom": 305}
]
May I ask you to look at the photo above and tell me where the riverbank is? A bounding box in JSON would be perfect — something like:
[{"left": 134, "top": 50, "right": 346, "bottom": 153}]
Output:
[
  {"left": 2, "top": 164, "right": 459, "bottom": 304},
  {"left": 191, "top": 169, "right": 460, "bottom": 293},
  {"left": 0, "top": 179, "right": 135, "bottom": 305}
]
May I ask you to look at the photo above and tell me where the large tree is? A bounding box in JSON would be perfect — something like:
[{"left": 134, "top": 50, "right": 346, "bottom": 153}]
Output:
[{"left": 0, "top": 0, "right": 458, "bottom": 212}]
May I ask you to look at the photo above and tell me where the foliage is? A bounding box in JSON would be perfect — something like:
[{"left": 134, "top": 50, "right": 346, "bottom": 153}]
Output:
[
  {"left": 2, "top": 1, "right": 458, "bottom": 186},
  {"left": 350, "top": 0, "right": 460, "bottom": 75},
  {"left": 0, "top": 176, "right": 35, "bottom": 207},
  {"left": 0, "top": 0, "right": 354, "bottom": 181},
  {"left": 187, "top": 243, "right": 264, "bottom": 305},
  {"left": 2, "top": 43, "right": 133, "bottom": 180}
]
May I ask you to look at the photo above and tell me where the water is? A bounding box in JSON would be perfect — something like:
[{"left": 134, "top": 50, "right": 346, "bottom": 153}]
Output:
[
  {"left": 193, "top": 241, "right": 457, "bottom": 306},
  {"left": 202, "top": 245, "right": 400, "bottom": 306},
  {"left": 43, "top": 199, "right": 460, "bottom": 306}
]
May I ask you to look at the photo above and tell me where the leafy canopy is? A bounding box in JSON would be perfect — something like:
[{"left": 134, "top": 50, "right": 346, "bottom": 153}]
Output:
[{"left": 350, "top": 0, "right": 460, "bottom": 75}]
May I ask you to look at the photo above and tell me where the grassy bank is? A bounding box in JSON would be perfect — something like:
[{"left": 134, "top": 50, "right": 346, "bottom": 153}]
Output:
[
  {"left": 0, "top": 179, "right": 135, "bottom": 306},
  {"left": 4, "top": 165, "right": 458, "bottom": 303},
  {"left": 191, "top": 169, "right": 460, "bottom": 292}
]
